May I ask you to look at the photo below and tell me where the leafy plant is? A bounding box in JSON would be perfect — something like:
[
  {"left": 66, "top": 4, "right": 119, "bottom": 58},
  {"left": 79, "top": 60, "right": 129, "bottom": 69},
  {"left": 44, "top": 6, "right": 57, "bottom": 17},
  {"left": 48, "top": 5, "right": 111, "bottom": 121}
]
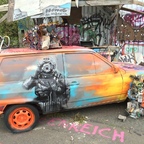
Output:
[
  {"left": 72, "top": 112, "right": 87, "bottom": 123},
  {"left": 0, "top": 0, "right": 19, "bottom": 47}
]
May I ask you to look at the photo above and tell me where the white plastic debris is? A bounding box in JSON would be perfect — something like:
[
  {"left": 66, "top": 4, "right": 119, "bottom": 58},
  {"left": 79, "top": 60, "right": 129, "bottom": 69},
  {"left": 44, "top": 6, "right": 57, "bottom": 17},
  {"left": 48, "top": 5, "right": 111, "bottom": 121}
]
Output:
[
  {"left": 71, "top": 136, "right": 74, "bottom": 141},
  {"left": 118, "top": 114, "right": 127, "bottom": 122}
]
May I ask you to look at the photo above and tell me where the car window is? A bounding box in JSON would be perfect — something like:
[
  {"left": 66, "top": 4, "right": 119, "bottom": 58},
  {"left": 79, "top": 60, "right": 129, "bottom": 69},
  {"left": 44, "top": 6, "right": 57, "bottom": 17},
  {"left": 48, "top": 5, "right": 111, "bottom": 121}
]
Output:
[
  {"left": 94, "top": 55, "right": 113, "bottom": 74},
  {"left": 64, "top": 53, "right": 113, "bottom": 77},
  {"left": 65, "top": 53, "right": 96, "bottom": 77},
  {"left": 0, "top": 54, "right": 63, "bottom": 82}
]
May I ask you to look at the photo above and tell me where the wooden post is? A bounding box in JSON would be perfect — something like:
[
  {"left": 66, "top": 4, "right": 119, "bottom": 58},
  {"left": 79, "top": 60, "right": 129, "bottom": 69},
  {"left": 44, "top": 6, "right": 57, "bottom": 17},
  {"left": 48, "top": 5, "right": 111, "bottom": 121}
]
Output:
[
  {"left": 133, "top": 0, "right": 144, "bottom": 7},
  {"left": 7, "top": 0, "right": 14, "bottom": 22},
  {"left": 110, "top": 5, "right": 122, "bottom": 45},
  {"left": 121, "top": 7, "right": 144, "bottom": 15}
]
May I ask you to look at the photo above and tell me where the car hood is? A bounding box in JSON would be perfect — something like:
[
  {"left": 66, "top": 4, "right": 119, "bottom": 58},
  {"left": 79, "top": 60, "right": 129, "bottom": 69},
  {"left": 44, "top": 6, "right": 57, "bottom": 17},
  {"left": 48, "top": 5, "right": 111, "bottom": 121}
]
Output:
[{"left": 113, "top": 62, "right": 144, "bottom": 75}]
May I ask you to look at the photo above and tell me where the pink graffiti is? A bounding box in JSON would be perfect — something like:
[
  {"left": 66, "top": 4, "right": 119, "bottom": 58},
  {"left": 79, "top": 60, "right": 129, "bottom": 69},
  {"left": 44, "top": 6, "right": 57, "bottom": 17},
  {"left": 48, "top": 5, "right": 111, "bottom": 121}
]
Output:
[
  {"left": 57, "top": 25, "right": 80, "bottom": 46},
  {"left": 112, "top": 130, "right": 125, "bottom": 143},
  {"left": 98, "top": 128, "right": 111, "bottom": 139},
  {"left": 80, "top": 123, "right": 92, "bottom": 135},
  {"left": 124, "top": 13, "right": 144, "bottom": 28},
  {"left": 47, "top": 118, "right": 125, "bottom": 143}
]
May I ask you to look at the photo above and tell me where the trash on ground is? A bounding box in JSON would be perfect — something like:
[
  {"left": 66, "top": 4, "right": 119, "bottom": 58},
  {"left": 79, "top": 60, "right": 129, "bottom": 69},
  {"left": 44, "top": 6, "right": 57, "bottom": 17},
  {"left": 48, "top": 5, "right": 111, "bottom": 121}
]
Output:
[
  {"left": 126, "top": 75, "right": 144, "bottom": 119},
  {"left": 72, "top": 113, "right": 88, "bottom": 124},
  {"left": 118, "top": 114, "right": 127, "bottom": 122}
]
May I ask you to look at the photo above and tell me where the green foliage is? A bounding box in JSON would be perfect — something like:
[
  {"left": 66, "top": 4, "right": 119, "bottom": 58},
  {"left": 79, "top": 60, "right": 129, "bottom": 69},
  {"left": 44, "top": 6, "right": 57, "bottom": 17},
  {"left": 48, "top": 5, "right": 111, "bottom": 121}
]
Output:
[
  {"left": 0, "top": 0, "right": 8, "bottom": 5},
  {"left": 0, "top": 0, "right": 19, "bottom": 47},
  {"left": 0, "top": 20, "right": 19, "bottom": 47},
  {"left": 72, "top": 113, "right": 87, "bottom": 123}
]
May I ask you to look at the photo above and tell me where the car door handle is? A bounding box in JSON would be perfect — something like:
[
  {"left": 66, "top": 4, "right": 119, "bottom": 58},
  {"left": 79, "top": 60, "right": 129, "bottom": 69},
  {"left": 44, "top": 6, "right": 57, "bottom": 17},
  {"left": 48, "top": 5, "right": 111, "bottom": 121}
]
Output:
[{"left": 70, "top": 81, "right": 79, "bottom": 86}]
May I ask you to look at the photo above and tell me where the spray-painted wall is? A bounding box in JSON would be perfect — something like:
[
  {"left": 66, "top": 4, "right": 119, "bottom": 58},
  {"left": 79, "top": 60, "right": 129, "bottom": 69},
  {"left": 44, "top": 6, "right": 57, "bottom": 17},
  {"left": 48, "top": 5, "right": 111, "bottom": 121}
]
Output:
[
  {"left": 81, "top": 6, "right": 113, "bottom": 46},
  {"left": 116, "top": 6, "right": 144, "bottom": 63},
  {"left": 22, "top": 6, "right": 115, "bottom": 47}
]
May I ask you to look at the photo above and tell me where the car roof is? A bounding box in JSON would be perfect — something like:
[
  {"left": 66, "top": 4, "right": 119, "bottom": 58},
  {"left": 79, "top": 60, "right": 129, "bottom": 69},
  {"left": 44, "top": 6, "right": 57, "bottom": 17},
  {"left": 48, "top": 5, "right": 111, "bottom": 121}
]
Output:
[{"left": 0, "top": 46, "right": 95, "bottom": 56}]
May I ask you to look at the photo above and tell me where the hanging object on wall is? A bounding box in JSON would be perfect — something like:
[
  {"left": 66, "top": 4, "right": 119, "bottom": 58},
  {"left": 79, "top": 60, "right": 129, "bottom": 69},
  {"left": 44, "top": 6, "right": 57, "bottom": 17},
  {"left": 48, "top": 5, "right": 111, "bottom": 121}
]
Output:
[
  {"left": 8, "top": 0, "right": 71, "bottom": 21},
  {"left": 32, "top": 0, "right": 71, "bottom": 18},
  {"left": 75, "top": 0, "right": 79, "bottom": 8}
]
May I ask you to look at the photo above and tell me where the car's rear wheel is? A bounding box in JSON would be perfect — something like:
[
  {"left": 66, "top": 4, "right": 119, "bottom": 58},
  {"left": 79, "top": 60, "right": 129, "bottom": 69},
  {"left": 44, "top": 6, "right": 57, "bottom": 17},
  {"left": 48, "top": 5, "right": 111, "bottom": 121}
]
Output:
[{"left": 4, "top": 104, "right": 39, "bottom": 133}]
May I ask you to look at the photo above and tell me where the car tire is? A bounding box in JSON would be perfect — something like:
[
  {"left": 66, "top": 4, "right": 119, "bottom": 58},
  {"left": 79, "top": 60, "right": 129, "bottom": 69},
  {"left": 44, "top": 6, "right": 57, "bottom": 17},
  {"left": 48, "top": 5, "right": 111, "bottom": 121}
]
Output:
[{"left": 4, "top": 104, "right": 39, "bottom": 133}]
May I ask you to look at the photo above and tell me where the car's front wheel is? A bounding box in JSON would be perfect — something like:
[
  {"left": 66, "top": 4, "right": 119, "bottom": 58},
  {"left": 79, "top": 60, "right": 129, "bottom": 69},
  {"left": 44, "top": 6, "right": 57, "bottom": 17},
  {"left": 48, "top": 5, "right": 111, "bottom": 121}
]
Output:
[{"left": 4, "top": 104, "right": 39, "bottom": 133}]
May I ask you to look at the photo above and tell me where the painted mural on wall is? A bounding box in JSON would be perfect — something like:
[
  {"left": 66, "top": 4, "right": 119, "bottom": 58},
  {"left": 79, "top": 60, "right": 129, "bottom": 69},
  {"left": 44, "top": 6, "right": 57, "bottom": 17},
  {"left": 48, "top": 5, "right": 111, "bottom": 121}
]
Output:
[
  {"left": 22, "top": 56, "right": 70, "bottom": 113},
  {"left": 118, "top": 42, "right": 144, "bottom": 64},
  {"left": 120, "top": 4, "right": 144, "bottom": 28},
  {"left": 122, "top": 42, "right": 144, "bottom": 55},
  {"left": 66, "top": 6, "right": 113, "bottom": 46},
  {"left": 21, "top": 5, "right": 114, "bottom": 47},
  {"left": 112, "top": 41, "right": 144, "bottom": 65},
  {"left": 79, "top": 13, "right": 103, "bottom": 46},
  {"left": 79, "top": 7, "right": 112, "bottom": 46},
  {"left": 23, "top": 23, "right": 80, "bottom": 48}
]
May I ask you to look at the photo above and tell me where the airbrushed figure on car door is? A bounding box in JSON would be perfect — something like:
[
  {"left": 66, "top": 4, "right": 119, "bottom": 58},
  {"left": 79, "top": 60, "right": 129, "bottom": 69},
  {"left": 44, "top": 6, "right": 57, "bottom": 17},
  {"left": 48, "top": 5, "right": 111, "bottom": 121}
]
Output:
[{"left": 23, "top": 57, "right": 70, "bottom": 113}]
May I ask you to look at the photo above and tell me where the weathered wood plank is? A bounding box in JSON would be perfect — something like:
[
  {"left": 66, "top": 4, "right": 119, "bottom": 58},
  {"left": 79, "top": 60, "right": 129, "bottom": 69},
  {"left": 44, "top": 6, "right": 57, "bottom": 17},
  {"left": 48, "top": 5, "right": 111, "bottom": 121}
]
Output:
[
  {"left": 110, "top": 5, "right": 122, "bottom": 44},
  {"left": 133, "top": 0, "right": 144, "bottom": 6},
  {"left": 7, "top": 0, "right": 14, "bottom": 22},
  {"left": 0, "top": 4, "right": 8, "bottom": 12},
  {"left": 72, "top": 0, "right": 133, "bottom": 6},
  {"left": 72, "top": 0, "right": 144, "bottom": 7},
  {"left": 0, "top": 12, "right": 8, "bottom": 23},
  {"left": 121, "top": 6, "right": 144, "bottom": 15}
]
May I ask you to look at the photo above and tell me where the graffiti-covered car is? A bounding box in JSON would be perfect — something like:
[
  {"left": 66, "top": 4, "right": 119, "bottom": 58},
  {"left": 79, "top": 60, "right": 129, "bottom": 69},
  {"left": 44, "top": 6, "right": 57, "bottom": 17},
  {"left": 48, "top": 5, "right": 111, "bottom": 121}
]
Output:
[{"left": 1, "top": 46, "right": 144, "bottom": 133}]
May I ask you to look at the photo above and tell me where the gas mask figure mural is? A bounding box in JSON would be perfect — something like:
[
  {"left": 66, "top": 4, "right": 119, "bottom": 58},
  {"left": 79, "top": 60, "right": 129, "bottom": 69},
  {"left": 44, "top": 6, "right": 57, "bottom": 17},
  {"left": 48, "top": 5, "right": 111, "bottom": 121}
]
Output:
[{"left": 23, "top": 57, "right": 70, "bottom": 113}]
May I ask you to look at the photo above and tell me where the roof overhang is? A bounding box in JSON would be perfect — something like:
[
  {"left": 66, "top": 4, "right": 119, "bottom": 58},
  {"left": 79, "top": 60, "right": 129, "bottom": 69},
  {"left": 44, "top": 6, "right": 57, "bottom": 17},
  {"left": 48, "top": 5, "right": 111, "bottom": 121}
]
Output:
[
  {"left": 71, "top": 0, "right": 144, "bottom": 7},
  {"left": 0, "top": 0, "right": 144, "bottom": 23},
  {"left": 1, "top": 0, "right": 144, "bottom": 12}
]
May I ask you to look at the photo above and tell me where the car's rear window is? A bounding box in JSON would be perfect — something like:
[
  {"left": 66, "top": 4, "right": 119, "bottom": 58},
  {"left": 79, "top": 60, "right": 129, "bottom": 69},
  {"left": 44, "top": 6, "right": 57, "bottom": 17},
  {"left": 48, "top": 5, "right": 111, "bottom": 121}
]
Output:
[{"left": 0, "top": 54, "right": 63, "bottom": 82}]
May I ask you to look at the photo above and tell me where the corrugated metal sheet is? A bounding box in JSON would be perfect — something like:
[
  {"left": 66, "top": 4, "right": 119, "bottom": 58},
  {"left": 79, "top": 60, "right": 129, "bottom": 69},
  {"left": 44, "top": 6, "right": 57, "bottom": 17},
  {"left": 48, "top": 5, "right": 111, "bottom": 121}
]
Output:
[
  {"left": 82, "top": 6, "right": 112, "bottom": 17},
  {"left": 82, "top": 6, "right": 97, "bottom": 17}
]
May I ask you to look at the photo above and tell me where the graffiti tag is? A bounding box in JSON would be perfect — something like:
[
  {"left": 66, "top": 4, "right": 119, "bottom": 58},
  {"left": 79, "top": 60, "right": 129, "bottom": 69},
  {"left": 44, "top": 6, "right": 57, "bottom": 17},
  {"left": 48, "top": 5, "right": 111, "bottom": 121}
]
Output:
[
  {"left": 119, "top": 54, "right": 135, "bottom": 64},
  {"left": 41, "top": 118, "right": 125, "bottom": 143},
  {"left": 126, "top": 47, "right": 138, "bottom": 52}
]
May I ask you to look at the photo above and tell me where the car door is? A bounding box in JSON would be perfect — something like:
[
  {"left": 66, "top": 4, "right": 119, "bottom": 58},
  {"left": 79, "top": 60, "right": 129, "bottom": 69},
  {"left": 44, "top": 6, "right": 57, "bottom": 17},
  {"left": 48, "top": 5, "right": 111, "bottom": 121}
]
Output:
[
  {"left": 63, "top": 52, "right": 123, "bottom": 108},
  {"left": 0, "top": 53, "right": 67, "bottom": 113}
]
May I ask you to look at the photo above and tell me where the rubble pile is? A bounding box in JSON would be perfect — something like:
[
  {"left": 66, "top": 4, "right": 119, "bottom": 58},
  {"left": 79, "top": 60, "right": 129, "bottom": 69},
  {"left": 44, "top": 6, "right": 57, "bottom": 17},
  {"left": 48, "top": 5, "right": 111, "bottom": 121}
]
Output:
[{"left": 126, "top": 74, "right": 144, "bottom": 119}]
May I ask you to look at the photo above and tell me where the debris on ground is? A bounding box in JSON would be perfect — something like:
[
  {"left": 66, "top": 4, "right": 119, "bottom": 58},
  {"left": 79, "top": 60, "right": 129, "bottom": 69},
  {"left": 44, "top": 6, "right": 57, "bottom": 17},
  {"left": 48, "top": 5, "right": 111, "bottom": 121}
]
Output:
[
  {"left": 126, "top": 75, "right": 144, "bottom": 119},
  {"left": 71, "top": 136, "right": 74, "bottom": 141},
  {"left": 48, "top": 112, "right": 66, "bottom": 118},
  {"left": 118, "top": 114, "right": 127, "bottom": 122},
  {"left": 72, "top": 113, "right": 88, "bottom": 124}
]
